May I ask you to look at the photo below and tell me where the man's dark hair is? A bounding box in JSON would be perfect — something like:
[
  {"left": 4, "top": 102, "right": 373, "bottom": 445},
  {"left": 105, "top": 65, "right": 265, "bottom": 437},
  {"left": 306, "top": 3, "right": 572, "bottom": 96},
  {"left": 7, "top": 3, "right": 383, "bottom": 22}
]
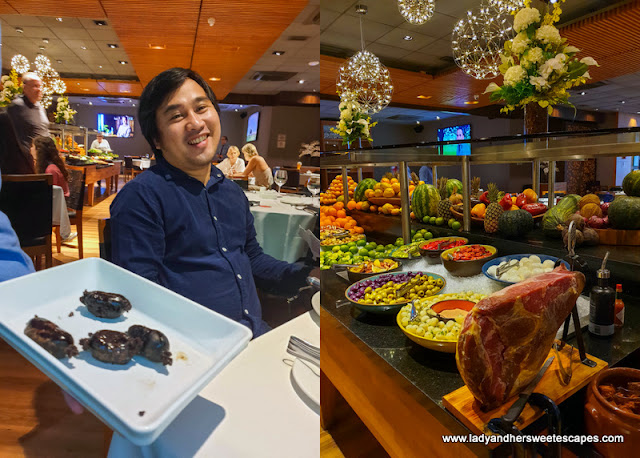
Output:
[
  {"left": 221, "top": 136, "right": 228, "bottom": 141},
  {"left": 138, "top": 67, "right": 221, "bottom": 158}
]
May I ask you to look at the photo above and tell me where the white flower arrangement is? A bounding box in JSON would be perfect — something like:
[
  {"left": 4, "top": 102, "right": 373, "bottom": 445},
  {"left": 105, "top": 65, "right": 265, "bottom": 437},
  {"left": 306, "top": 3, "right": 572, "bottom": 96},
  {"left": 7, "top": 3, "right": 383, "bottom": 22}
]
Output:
[
  {"left": 485, "top": 0, "right": 599, "bottom": 114},
  {"left": 0, "top": 70, "right": 22, "bottom": 107},
  {"left": 330, "top": 98, "right": 377, "bottom": 147},
  {"left": 54, "top": 96, "right": 77, "bottom": 124}
]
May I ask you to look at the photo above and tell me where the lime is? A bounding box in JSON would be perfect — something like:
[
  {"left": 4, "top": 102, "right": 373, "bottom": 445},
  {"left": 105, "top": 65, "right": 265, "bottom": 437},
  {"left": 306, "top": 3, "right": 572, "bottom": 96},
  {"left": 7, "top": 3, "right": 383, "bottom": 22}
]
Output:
[
  {"left": 448, "top": 218, "right": 455, "bottom": 228},
  {"left": 452, "top": 221, "right": 462, "bottom": 231},
  {"left": 347, "top": 241, "right": 357, "bottom": 247},
  {"left": 429, "top": 217, "right": 437, "bottom": 225},
  {"left": 413, "top": 234, "right": 424, "bottom": 241},
  {"left": 395, "top": 238, "right": 404, "bottom": 246},
  {"left": 411, "top": 229, "right": 416, "bottom": 237},
  {"left": 435, "top": 217, "right": 444, "bottom": 226},
  {"left": 369, "top": 242, "right": 378, "bottom": 249},
  {"left": 349, "top": 246, "right": 359, "bottom": 254},
  {"left": 424, "top": 232, "right": 433, "bottom": 240},
  {"left": 353, "top": 256, "right": 363, "bottom": 263},
  {"left": 422, "top": 216, "right": 430, "bottom": 224},
  {"left": 358, "top": 248, "right": 369, "bottom": 257},
  {"left": 376, "top": 245, "right": 385, "bottom": 252},
  {"left": 340, "top": 245, "right": 350, "bottom": 252},
  {"left": 332, "top": 246, "right": 341, "bottom": 253},
  {"left": 385, "top": 244, "right": 395, "bottom": 251},
  {"left": 356, "top": 239, "right": 367, "bottom": 247}
]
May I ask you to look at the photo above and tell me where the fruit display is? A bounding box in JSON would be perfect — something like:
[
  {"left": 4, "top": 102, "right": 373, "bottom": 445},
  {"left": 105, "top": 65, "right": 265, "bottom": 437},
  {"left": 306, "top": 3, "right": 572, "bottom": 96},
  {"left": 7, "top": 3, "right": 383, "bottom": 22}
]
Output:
[
  {"left": 320, "top": 175, "right": 356, "bottom": 205},
  {"left": 448, "top": 245, "right": 493, "bottom": 261},
  {"left": 542, "top": 194, "right": 581, "bottom": 237},
  {"left": 436, "top": 177, "right": 453, "bottom": 221},
  {"left": 354, "top": 178, "right": 377, "bottom": 202},
  {"left": 411, "top": 183, "right": 440, "bottom": 220},
  {"left": 346, "top": 272, "right": 445, "bottom": 305},
  {"left": 608, "top": 196, "right": 640, "bottom": 230},
  {"left": 622, "top": 169, "right": 640, "bottom": 197},
  {"left": 320, "top": 239, "right": 405, "bottom": 270},
  {"left": 498, "top": 208, "right": 534, "bottom": 238},
  {"left": 349, "top": 259, "right": 399, "bottom": 274},
  {"left": 446, "top": 179, "right": 463, "bottom": 197},
  {"left": 398, "top": 292, "right": 486, "bottom": 342},
  {"left": 319, "top": 202, "right": 364, "bottom": 232},
  {"left": 484, "top": 183, "right": 504, "bottom": 234},
  {"left": 320, "top": 233, "right": 365, "bottom": 247}
]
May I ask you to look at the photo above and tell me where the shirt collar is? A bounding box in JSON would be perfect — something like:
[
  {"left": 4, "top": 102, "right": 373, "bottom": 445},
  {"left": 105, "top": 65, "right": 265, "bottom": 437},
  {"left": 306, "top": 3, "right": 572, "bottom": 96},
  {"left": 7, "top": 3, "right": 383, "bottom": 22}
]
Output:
[{"left": 155, "top": 155, "right": 224, "bottom": 188}]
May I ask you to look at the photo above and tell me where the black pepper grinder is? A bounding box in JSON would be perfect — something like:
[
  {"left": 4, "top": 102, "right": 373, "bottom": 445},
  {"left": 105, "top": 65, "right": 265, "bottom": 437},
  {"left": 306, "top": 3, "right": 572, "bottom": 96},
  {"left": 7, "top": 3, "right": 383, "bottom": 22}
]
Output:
[{"left": 588, "top": 252, "right": 615, "bottom": 337}]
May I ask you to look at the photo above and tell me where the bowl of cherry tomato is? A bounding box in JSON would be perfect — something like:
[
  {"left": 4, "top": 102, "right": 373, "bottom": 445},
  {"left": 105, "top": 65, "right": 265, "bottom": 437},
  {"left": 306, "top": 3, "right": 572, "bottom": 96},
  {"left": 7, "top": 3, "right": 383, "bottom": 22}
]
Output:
[
  {"left": 418, "top": 237, "right": 468, "bottom": 263},
  {"left": 440, "top": 244, "right": 497, "bottom": 277}
]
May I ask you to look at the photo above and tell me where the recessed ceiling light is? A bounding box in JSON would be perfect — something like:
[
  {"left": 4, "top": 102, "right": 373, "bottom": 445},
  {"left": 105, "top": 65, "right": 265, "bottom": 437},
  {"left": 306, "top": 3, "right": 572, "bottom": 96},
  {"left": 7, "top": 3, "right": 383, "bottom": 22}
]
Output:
[
  {"left": 77, "top": 83, "right": 80, "bottom": 85},
  {"left": 89, "top": 102, "right": 93, "bottom": 105},
  {"left": 240, "top": 105, "right": 244, "bottom": 108},
  {"left": 57, "top": 59, "right": 62, "bottom": 64},
  {"left": 107, "top": 44, "right": 118, "bottom": 49},
  {"left": 81, "top": 46, "right": 87, "bottom": 50},
  {"left": 148, "top": 44, "right": 166, "bottom": 50},
  {"left": 43, "top": 38, "right": 49, "bottom": 44},
  {"left": 98, "top": 65, "right": 103, "bottom": 69},
  {"left": 436, "top": 116, "right": 440, "bottom": 120},
  {"left": 39, "top": 46, "right": 45, "bottom": 50},
  {"left": 273, "top": 51, "right": 285, "bottom": 56},
  {"left": 235, "top": 109, "right": 238, "bottom": 112},
  {"left": 298, "top": 80, "right": 305, "bottom": 84},
  {"left": 16, "top": 28, "right": 23, "bottom": 33},
  {"left": 595, "top": 108, "right": 599, "bottom": 111},
  {"left": 403, "top": 35, "right": 413, "bottom": 41},
  {"left": 94, "top": 20, "right": 107, "bottom": 26},
  {"left": 56, "top": 17, "right": 63, "bottom": 22},
  {"left": 416, "top": 121, "right": 420, "bottom": 125},
  {"left": 209, "top": 77, "right": 221, "bottom": 81},
  {"left": 417, "top": 95, "right": 431, "bottom": 99},
  {"left": 133, "top": 103, "right": 136, "bottom": 107},
  {"left": 580, "top": 92, "right": 586, "bottom": 95},
  {"left": 464, "top": 101, "right": 479, "bottom": 105},
  {"left": 308, "top": 61, "right": 319, "bottom": 66},
  {"left": 313, "top": 89, "right": 317, "bottom": 92},
  {"left": 621, "top": 101, "right": 626, "bottom": 104},
  {"left": 119, "top": 61, "right": 128, "bottom": 65}
]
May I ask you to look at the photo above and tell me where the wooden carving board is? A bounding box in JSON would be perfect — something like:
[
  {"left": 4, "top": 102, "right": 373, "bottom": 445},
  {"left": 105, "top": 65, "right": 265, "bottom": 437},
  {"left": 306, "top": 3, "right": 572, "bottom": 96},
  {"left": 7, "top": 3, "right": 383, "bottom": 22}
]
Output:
[
  {"left": 442, "top": 342, "right": 608, "bottom": 448},
  {"left": 594, "top": 228, "right": 640, "bottom": 246}
]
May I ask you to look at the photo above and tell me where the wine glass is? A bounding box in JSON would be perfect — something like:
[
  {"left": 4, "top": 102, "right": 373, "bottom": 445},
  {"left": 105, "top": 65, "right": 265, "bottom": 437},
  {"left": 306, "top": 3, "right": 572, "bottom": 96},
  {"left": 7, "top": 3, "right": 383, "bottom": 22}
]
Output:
[
  {"left": 307, "top": 175, "right": 320, "bottom": 205},
  {"left": 274, "top": 169, "right": 288, "bottom": 194}
]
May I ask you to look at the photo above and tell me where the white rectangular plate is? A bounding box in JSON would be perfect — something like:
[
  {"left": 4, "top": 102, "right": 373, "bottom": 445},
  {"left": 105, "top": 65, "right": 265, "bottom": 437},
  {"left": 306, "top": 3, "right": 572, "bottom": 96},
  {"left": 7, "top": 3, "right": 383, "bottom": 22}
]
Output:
[{"left": 0, "top": 258, "right": 252, "bottom": 446}]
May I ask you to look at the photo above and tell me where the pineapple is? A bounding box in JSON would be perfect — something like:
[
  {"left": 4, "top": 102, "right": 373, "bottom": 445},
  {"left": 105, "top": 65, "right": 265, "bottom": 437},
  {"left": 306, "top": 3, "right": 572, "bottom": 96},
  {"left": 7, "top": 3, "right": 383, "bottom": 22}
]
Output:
[
  {"left": 484, "top": 183, "right": 504, "bottom": 233},
  {"left": 470, "top": 177, "right": 481, "bottom": 200},
  {"left": 436, "top": 177, "right": 453, "bottom": 221}
]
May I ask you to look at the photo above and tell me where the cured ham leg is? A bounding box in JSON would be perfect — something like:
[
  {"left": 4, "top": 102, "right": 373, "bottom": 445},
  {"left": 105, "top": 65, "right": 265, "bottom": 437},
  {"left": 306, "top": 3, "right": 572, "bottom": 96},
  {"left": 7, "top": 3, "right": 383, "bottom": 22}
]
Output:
[{"left": 456, "top": 265, "right": 585, "bottom": 410}]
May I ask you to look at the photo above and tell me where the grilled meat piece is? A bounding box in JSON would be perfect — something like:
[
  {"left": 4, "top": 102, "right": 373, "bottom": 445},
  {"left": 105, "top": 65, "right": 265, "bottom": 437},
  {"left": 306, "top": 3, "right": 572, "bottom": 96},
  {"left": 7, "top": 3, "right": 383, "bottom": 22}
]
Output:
[
  {"left": 80, "top": 330, "right": 142, "bottom": 365},
  {"left": 80, "top": 290, "right": 132, "bottom": 318},
  {"left": 128, "top": 325, "right": 173, "bottom": 366},
  {"left": 24, "top": 316, "right": 79, "bottom": 359}
]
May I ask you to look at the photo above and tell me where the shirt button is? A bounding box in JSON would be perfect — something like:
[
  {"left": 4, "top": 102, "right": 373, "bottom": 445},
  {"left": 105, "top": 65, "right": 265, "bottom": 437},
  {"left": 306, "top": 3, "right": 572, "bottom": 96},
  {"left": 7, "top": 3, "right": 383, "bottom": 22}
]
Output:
[
  {"left": 213, "top": 216, "right": 218, "bottom": 221},
  {"left": 237, "top": 274, "right": 242, "bottom": 280},
  {"left": 217, "top": 173, "right": 222, "bottom": 178},
  {"left": 222, "top": 247, "right": 227, "bottom": 252},
  {"left": 244, "top": 309, "right": 249, "bottom": 315}
]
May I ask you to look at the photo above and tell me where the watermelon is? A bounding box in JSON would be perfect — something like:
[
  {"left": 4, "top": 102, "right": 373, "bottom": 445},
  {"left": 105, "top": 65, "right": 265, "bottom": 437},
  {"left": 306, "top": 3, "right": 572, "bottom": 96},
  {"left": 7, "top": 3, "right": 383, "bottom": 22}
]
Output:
[
  {"left": 411, "top": 184, "right": 440, "bottom": 219},
  {"left": 446, "top": 179, "right": 463, "bottom": 197},
  {"left": 542, "top": 194, "right": 581, "bottom": 237},
  {"left": 622, "top": 170, "right": 640, "bottom": 197},
  {"left": 354, "top": 178, "right": 377, "bottom": 202},
  {"left": 498, "top": 209, "right": 534, "bottom": 238},
  {"left": 608, "top": 196, "right": 640, "bottom": 229}
]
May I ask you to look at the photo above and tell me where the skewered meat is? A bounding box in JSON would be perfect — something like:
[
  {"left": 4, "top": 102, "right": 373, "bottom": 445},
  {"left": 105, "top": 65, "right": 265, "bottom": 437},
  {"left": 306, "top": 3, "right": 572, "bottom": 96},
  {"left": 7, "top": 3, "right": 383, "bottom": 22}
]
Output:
[
  {"left": 456, "top": 265, "right": 585, "bottom": 410},
  {"left": 80, "top": 290, "right": 132, "bottom": 318},
  {"left": 128, "top": 325, "right": 173, "bottom": 366},
  {"left": 80, "top": 330, "right": 142, "bottom": 365},
  {"left": 24, "top": 316, "right": 78, "bottom": 359}
]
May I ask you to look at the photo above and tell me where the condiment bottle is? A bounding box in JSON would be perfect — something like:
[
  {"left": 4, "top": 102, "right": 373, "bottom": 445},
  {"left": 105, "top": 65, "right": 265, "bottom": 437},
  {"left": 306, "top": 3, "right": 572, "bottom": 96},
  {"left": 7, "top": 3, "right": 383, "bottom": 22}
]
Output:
[
  {"left": 589, "top": 252, "right": 616, "bottom": 337},
  {"left": 614, "top": 284, "right": 625, "bottom": 328}
]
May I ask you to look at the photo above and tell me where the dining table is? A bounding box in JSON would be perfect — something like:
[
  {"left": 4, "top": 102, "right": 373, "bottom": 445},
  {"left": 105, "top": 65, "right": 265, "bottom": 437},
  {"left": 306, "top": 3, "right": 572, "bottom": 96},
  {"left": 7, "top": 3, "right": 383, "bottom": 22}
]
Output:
[
  {"left": 107, "top": 310, "right": 320, "bottom": 457},
  {"left": 245, "top": 191, "right": 318, "bottom": 263},
  {"left": 52, "top": 185, "right": 71, "bottom": 239},
  {"left": 132, "top": 158, "right": 152, "bottom": 170}
]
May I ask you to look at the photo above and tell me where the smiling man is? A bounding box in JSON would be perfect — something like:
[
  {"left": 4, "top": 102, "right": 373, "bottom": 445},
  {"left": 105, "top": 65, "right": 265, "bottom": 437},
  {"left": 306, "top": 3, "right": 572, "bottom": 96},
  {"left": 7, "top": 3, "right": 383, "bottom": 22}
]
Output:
[{"left": 110, "top": 68, "right": 311, "bottom": 337}]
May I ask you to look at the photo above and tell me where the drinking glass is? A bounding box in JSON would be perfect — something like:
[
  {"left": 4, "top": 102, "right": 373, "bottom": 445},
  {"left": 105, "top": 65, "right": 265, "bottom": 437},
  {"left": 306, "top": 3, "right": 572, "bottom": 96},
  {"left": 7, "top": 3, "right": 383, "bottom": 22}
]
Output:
[
  {"left": 274, "top": 169, "right": 288, "bottom": 194},
  {"left": 307, "top": 176, "right": 320, "bottom": 205}
]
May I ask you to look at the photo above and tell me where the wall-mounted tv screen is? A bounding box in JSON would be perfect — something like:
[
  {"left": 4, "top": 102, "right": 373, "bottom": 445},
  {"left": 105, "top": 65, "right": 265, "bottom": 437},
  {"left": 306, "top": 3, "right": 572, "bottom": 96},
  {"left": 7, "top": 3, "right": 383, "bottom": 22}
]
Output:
[
  {"left": 246, "top": 111, "right": 260, "bottom": 142},
  {"left": 438, "top": 124, "right": 471, "bottom": 156},
  {"left": 97, "top": 113, "right": 135, "bottom": 138}
]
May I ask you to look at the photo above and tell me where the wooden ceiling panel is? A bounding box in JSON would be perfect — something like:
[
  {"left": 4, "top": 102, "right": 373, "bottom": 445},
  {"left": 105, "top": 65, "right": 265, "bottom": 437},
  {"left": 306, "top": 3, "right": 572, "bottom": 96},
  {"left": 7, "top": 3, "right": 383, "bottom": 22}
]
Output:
[
  {"left": 321, "top": 1, "right": 640, "bottom": 111},
  {"left": 62, "top": 78, "right": 143, "bottom": 97},
  {"left": 191, "top": 0, "right": 308, "bottom": 98},
  {"left": 0, "top": 1, "right": 18, "bottom": 14},
  {"left": 3, "top": 0, "right": 105, "bottom": 17}
]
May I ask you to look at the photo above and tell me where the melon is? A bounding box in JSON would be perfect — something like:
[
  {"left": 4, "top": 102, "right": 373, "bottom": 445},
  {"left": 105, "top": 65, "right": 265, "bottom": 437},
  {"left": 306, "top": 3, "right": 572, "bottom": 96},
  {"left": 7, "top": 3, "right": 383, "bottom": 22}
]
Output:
[
  {"left": 580, "top": 202, "right": 603, "bottom": 219},
  {"left": 622, "top": 170, "right": 640, "bottom": 197},
  {"left": 608, "top": 196, "right": 640, "bottom": 230},
  {"left": 542, "top": 194, "right": 581, "bottom": 237},
  {"left": 498, "top": 209, "right": 534, "bottom": 238},
  {"left": 354, "top": 178, "right": 377, "bottom": 202},
  {"left": 411, "top": 184, "right": 440, "bottom": 220},
  {"left": 579, "top": 194, "right": 600, "bottom": 209},
  {"left": 446, "top": 179, "right": 463, "bottom": 197}
]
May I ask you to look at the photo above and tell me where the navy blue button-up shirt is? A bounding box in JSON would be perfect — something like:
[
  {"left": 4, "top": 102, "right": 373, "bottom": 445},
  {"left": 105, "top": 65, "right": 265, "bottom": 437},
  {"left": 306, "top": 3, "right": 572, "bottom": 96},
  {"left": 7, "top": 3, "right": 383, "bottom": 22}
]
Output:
[{"left": 110, "top": 157, "right": 310, "bottom": 337}]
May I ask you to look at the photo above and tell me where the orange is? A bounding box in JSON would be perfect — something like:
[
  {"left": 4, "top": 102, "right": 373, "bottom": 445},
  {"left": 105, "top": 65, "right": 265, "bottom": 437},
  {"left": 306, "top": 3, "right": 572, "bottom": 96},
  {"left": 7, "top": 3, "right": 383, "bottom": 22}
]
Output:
[
  {"left": 334, "top": 202, "right": 344, "bottom": 210},
  {"left": 326, "top": 207, "right": 337, "bottom": 217},
  {"left": 410, "top": 211, "right": 415, "bottom": 219},
  {"left": 353, "top": 226, "right": 364, "bottom": 234},
  {"left": 369, "top": 205, "right": 377, "bottom": 213},
  {"left": 346, "top": 200, "right": 357, "bottom": 210},
  {"left": 336, "top": 209, "right": 346, "bottom": 219},
  {"left": 355, "top": 202, "right": 362, "bottom": 210}
]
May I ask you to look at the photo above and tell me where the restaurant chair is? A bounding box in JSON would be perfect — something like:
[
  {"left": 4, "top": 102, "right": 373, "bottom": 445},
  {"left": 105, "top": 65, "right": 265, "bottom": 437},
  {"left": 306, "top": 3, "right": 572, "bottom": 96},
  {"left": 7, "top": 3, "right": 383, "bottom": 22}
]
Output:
[
  {"left": 64, "top": 169, "right": 86, "bottom": 258},
  {"left": 99, "top": 218, "right": 112, "bottom": 262},
  {"left": 0, "top": 174, "right": 53, "bottom": 270},
  {"left": 123, "top": 156, "right": 134, "bottom": 182}
]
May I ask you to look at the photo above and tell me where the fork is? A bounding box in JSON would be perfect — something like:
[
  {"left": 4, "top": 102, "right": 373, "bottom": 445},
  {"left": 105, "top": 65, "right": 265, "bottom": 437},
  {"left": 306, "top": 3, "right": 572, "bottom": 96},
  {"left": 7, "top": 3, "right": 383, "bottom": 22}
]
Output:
[
  {"left": 287, "top": 339, "right": 319, "bottom": 367},
  {"left": 289, "top": 336, "right": 319, "bottom": 358}
]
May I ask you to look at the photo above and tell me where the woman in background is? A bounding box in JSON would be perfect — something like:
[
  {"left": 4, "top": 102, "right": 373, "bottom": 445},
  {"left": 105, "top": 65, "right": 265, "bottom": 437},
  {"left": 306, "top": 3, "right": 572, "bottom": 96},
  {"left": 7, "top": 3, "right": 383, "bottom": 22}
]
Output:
[
  {"left": 231, "top": 143, "right": 273, "bottom": 187},
  {"left": 32, "top": 136, "right": 70, "bottom": 197},
  {"left": 217, "top": 145, "right": 245, "bottom": 177}
]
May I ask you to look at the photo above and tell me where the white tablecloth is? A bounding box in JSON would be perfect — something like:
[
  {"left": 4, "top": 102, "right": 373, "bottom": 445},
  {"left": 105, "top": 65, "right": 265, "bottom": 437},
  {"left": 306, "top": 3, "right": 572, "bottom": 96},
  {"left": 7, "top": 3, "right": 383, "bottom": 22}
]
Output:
[
  {"left": 52, "top": 185, "right": 71, "bottom": 239},
  {"left": 245, "top": 191, "right": 318, "bottom": 263},
  {"left": 132, "top": 159, "right": 151, "bottom": 169},
  {"left": 108, "top": 312, "right": 320, "bottom": 457}
]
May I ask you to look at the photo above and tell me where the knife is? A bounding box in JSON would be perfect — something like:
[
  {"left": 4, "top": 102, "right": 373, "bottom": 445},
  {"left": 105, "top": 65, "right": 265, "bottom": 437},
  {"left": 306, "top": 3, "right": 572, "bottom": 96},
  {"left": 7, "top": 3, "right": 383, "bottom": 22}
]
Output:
[{"left": 501, "top": 356, "right": 555, "bottom": 424}]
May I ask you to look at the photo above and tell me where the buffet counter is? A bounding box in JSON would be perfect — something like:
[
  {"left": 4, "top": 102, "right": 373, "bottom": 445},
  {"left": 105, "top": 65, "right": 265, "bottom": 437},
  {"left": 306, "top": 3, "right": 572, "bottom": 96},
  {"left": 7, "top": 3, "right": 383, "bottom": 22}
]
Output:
[{"left": 320, "top": 260, "right": 640, "bottom": 457}]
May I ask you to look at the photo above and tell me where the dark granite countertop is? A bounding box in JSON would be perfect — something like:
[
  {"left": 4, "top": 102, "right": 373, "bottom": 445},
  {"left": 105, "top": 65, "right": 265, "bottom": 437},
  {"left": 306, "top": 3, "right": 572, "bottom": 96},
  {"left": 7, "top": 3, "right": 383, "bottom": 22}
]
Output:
[{"left": 322, "top": 265, "right": 640, "bottom": 425}]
